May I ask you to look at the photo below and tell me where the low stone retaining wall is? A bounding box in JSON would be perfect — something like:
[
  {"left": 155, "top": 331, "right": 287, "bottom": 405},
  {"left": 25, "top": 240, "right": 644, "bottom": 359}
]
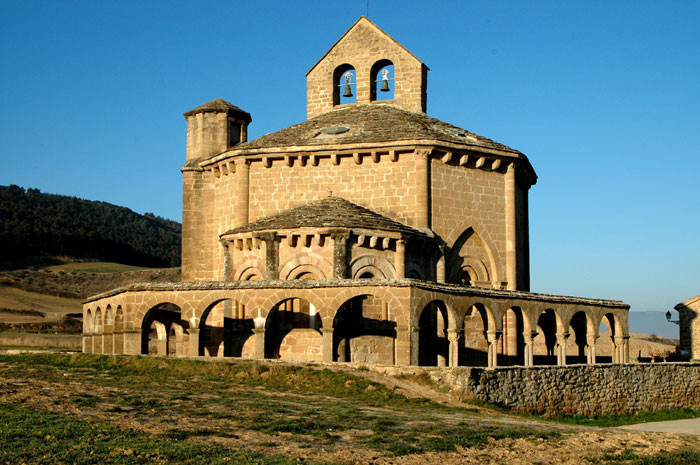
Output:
[
  {"left": 0, "top": 332, "right": 82, "bottom": 349},
  {"left": 374, "top": 363, "right": 700, "bottom": 416}
]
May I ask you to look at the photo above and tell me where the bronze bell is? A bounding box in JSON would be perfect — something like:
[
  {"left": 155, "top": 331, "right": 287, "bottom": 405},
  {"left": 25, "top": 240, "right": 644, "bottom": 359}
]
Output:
[
  {"left": 343, "top": 83, "right": 353, "bottom": 97},
  {"left": 380, "top": 78, "right": 390, "bottom": 92}
]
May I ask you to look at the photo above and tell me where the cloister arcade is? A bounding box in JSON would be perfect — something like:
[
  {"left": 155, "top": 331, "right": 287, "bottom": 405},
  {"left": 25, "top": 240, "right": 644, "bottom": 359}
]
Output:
[{"left": 83, "top": 282, "right": 630, "bottom": 367}]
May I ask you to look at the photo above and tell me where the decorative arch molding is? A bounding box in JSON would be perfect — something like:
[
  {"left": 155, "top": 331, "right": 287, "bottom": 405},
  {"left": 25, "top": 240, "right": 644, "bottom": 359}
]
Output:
[
  {"left": 448, "top": 255, "right": 490, "bottom": 285},
  {"left": 350, "top": 254, "right": 395, "bottom": 280},
  {"left": 446, "top": 221, "right": 501, "bottom": 286},
  {"left": 279, "top": 253, "right": 331, "bottom": 281},
  {"left": 233, "top": 258, "right": 265, "bottom": 281},
  {"left": 191, "top": 290, "right": 256, "bottom": 328},
  {"left": 411, "top": 291, "right": 459, "bottom": 330}
]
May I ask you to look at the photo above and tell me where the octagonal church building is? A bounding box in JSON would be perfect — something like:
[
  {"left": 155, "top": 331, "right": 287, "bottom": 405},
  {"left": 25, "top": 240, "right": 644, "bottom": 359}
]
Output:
[{"left": 83, "top": 18, "right": 631, "bottom": 367}]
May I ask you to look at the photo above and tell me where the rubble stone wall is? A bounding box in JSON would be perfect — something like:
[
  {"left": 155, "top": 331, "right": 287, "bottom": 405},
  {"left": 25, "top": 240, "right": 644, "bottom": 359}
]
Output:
[{"left": 377, "top": 363, "right": 700, "bottom": 416}]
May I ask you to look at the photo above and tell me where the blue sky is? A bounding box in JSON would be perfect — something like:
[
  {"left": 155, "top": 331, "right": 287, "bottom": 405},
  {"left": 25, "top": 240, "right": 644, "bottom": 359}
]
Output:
[{"left": 1, "top": 1, "right": 698, "bottom": 321}]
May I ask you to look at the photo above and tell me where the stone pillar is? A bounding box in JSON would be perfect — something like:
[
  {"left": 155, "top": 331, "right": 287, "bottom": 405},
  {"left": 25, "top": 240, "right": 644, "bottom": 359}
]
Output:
[
  {"left": 395, "top": 326, "right": 412, "bottom": 366},
  {"left": 156, "top": 339, "right": 167, "bottom": 356},
  {"left": 414, "top": 149, "right": 431, "bottom": 229},
  {"left": 587, "top": 335, "right": 598, "bottom": 364},
  {"left": 123, "top": 329, "right": 142, "bottom": 355},
  {"left": 505, "top": 163, "right": 517, "bottom": 290},
  {"left": 556, "top": 332, "right": 568, "bottom": 366},
  {"left": 447, "top": 329, "right": 461, "bottom": 367},
  {"left": 623, "top": 336, "right": 630, "bottom": 363},
  {"left": 82, "top": 335, "right": 91, "bottom": 353},
  {"left": 258, "top": 232, "right": 279, "bottom": 280},
  {"left": 330, "top": 230, "right": 350, "bottom": 279},
  {"left": 103, "top": 330, "right": 114, "bottom": 355},
  {"left": 394, "top": 239, "right": 406, "bottom": 279},
  {"left": 487, "top": 331, "right": 499, "bottom": 368},
  {"left": 188, "top": 328, "right": 200, "bottom": 357},
  {"left": 252, "top": 328, "right": 266, "bottom": 359},
  {"left": 233, "top": 160, "right": 250, "bottom": 228},
  {"left": 524, "top": 332, "right": 536, "bottom": 367},
  {"left": 321, "top": 328, "right": 334, "bottom": 362},
  {"left": 436, "top": 245, "right": 446, "bottom": 283}
]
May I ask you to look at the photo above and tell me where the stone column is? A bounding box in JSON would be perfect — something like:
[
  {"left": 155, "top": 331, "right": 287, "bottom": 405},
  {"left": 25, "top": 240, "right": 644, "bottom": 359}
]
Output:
[
  {"left": 505, "top": 163, "right": 517, "bottom": 290},
  {"left": 415, "top": 149, "right": 431, "bottom": 229},
  {"left": 252, "top": 328, "right": 266, "bottom": 359},
  {"left": 257, "top": 232, "right": 279, "bottom": 280},
  {"left": 394, "top": 239, "right": 406, "bottom": 279},
  {"left": 447, "top": 329, "right": 461, "bottom": 367},
  {"left": 122, "top": 329, "right": 142, "bottom": 355},
  {"left": 233, "top": 160, "right": 250, "bottom": 228},
  {"left": 623, "top": 336, "right": 630, "bottom": 363},
  {"left": 587, "top": 334, "right": 598, "bottom": 364},
  {"left": 524, "top": 332, "right": 536, "bottom": 367},
  {"left": 436, "top": 245, "right": 446, "bottom": 283},
  {"left": 330, "top": 230, "right": 350, "bottom": 279},
  {"left": 556, "top": 332, "right": 568, "bottom": 366},
  {"left": 321, "top": 328, "right": 334, "bottom": 362},
  {"left": 188, "top": 328, "right": 200, "bottom": 357},
  {"left": 487, "top": 330, "right": 499, "bottom": 368}
]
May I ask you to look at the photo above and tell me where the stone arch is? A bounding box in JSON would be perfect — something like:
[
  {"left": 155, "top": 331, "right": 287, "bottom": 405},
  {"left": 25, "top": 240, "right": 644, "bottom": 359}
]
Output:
[
  {"left": 450, "top": 256, "right": 490, "bottom": 286},
  {"left": 326, "top": 287, "right": 407, "bottom": 329},
  {"left": 198, "top": 296, "right": 254, "bottom": 358},
  {"left": 566, "top": 310, "right": 594, "bottom": 364},
  {"left": 233, "top": 259, "right": 265, "bottom": 281},
  {"left": 114, "top": 306, "right": 124, "bottom": 331},
  {"left": 140, "top": 302, "right": 185, "bottom": 356},
  {"left": 446, "top": 222, "right": 501, "bottom": 286},
  {"left": 104, "top": 305, "right": 114, "bottom": 326},
  {"left": 350, "top": 254, "right": 395, "bottom": 279},
  {"left": 94, "top": 307, "right": 102, "bottom": 333},
  {"left": 499, "top": 306, "right": 526, "bottom": 366},
  {"left": 533, "top": 308, "right": 559, "bottom": 365},
  {"left": 85, "top": 309, "right": 93, "bottom": 334},
  {"left": 333, "top": 63, "right": 356, "bottom": 105},
  {"left": 279, "top": 253, "right": 331, "bottom": 280},
  {"left": 459, "top": 302, "right": 492, "bottom": 366},
  {"left": 417, "top": 300, "right": 450, "bottom": 366},
  {"left": 264, "top": 296, "right": 323, "bottom": 361},
  {"left": 257, "top": 290, "right": 324, "bottom": 326},
  {"left": 405, "top": 260, "right": 424, "bottom": 280},
  {"left": 370, "top": 58, "right": 394, "bottom": 101},
  {"left": 598, "top": 311, "right": 625, "bottom": 363},
  {"left": 332, "top": 293, "right": 396, "bottom": 364}
]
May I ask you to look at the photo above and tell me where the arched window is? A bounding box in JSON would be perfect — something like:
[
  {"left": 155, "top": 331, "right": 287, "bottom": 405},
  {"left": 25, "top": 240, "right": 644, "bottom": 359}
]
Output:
[
  {"left": 370, "top": 59, "right": 394, "bottom": 101},
  {"left": 333, "top": 64, "right": 356, "bottom": 105}
]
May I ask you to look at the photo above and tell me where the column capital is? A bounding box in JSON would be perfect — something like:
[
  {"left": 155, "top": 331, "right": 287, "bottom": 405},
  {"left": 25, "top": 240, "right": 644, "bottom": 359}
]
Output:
[
  {"left": 414, "top": 148, "right": 432, "bottom": 159},
  {"left": 328, "top": 229, "right": 351, "bottom": 242},
  {"left": 253, "top": 328, "right": 266, "bottom": 334},
  {"left": 188, "top": 327, "right": 200, "bottom": 334}
]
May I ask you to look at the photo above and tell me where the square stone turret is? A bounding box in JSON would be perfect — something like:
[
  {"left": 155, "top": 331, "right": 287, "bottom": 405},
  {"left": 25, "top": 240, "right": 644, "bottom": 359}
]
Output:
[
  {"left": 306, "top": 17, "right": 428, "bottom": 119},
  {"left": 184, "top": 98, "right": 252, "bottom": 161}
]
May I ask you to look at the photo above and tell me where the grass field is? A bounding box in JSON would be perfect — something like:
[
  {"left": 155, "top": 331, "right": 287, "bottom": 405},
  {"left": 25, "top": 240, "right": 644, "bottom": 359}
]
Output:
[
  {"left": 44, "top": 262, "right": 153, "bottom": 274},
  {"left": 0, "top": 353, "right": 698, "bottom": 465},
  {"left": 0, "top": 286, "right": 82, "bottom": 319}
]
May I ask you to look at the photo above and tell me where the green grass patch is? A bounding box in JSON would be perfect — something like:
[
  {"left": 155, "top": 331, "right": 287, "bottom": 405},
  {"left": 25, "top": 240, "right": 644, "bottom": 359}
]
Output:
[
  {"left": 546, "top": 409, "right": 700, "bottom": 427},
  {"left": 589, "top": 449, "right": 700, "bottom": 464},
  {"left": 0, "top": 402, "right": 339, "bottom": 464}
]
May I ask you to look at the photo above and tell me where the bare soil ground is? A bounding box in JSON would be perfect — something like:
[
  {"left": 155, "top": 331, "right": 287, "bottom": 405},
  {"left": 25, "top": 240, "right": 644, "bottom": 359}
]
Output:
[{"left": 0, "top": 353, "right": 698, "bottom": 465}]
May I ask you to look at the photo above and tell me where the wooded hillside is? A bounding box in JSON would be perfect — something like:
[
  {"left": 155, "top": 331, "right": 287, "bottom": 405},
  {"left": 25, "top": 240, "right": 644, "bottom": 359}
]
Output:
[{"left": 0, "top": 185, "right": 181, "bottom": 267}]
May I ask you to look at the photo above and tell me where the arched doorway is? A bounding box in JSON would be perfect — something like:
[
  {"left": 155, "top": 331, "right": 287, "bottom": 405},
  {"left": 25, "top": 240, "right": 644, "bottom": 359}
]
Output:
[
  {"left": 333, "top": 295, "right": 395, "bottom": 364},
  {"left": 265, "top": 298, "right": 322, "bottom": 361},
  {"left": 499, "top": 307, "right": 525, "bottom": 366},
  {"left": 418, "top": 301, "right": 449, "bottom": 366},
  {"left": 141, "top": 303, "right": 185, "bottom": 356},
  {"left": 461, "top": 304, "right": 489, "bottom": 366},
  {"left": 533, "top": 309, "right": 557, "bottom": 365}
]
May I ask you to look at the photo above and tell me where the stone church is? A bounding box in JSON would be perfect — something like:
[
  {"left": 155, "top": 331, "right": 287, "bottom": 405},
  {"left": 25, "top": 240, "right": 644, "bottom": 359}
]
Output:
[{"left": 83, "top": 17, "right": 630, "bottom": 367}]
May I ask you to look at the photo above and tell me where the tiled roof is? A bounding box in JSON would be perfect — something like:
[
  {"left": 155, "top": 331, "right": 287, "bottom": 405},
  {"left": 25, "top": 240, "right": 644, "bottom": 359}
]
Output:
[
  {"left": 222, "top": 196, "right": 424, "bottom": 236},
  {"left": 226, "top": 104, "right": 519, "bottom": 154},
  {"left": 184, "top": 98, "right": 252, "bottom": 122}
]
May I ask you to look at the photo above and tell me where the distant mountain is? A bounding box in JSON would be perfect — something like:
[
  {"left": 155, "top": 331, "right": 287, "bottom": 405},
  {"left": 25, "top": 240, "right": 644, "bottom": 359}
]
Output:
[{"left": 0, "top": 185, "right": 180, "bottom": 268}]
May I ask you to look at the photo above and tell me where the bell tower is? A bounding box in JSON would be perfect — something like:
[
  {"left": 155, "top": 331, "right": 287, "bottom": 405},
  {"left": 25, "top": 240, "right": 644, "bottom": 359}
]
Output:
[
  {"left": 305, "top": 17, "right": 429, "bottom": 119},
  {"left": 183, "top": 98, "right": 251, "bottom": 161}
]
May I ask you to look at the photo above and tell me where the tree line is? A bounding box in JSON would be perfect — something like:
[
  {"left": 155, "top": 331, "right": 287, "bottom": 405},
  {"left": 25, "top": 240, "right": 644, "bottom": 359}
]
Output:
[{"left": 0, "top": 185, "right": 181, "bottom": 267}]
